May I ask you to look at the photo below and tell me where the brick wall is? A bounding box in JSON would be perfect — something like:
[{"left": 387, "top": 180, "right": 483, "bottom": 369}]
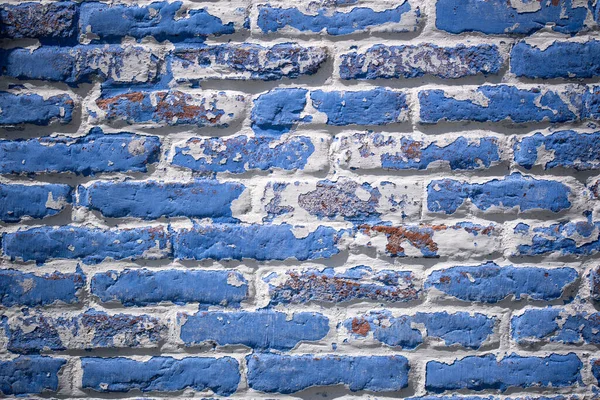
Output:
[{"left": 1, "top": 0, "right": 600, "bottom": 398}]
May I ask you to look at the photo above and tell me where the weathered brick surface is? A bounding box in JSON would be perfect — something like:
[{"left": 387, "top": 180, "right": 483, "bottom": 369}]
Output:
[
  {"left": 2, "top": 0, "right": 600, "bottom": 397},
  {"left": 436, "top": 0, "right": 598, "bottom": 35},
  {"left": 91, "top": 268, "right": 248, "bottom": 307},
  {"left": 172, "top": 43, "right": 328, "bottom": 81},
  {"left": 265, "top": 266, "right": 420, "bottom": 305},
  {"left": 179, "top": 311, "right": 329, "bottom": 350},
  {"left": 426, "top": 263, "right": 578, "bottom": 303},
  {"left": 426, "top": 353, "right": 582, "bottom": 392},
  {"left": 81, "top": 357, "right": 240, "bottom": 395},
  {"left": 0, "top": 46, "right": 161, "bottom": 84},
  {"left": 340, "top": 44, "right": 503, "bottom": 80},
  {"left": 512, "top": 308, "right": 600, "bottom": 345},
  {"left": 254, "top": 0, "right": 421, "bottom": 35},
  {"left": 0, "top": 356, "right": 66, "bottom": 396},
  {"left": 0, "top": 183, "right": 72, "bottom": 222},
  {"left": 247, "top": 354, "right": 409, "bottom": 393},
  {"left": 344, "top": 311, "right": 496, "bottom": 349},
  {"left": 5, "top": 310, "right": 167, "bottom": 353},
  {"left": 3, "top": 226, "right": 170, "bottom": 264},
  {"left": 94, "top": 90, "right": 246, "bottom": 127},
  {"left": 0, "top": 268, "right": 85, "bottom": 307},
  {"left": 77, "top": 180, "right": 246, "bottom": 220},
  {"left": 0, "top": 128, "right": 160, "bottom": 175},
  {"left": 0, "top": 92, "right": 74, "bottom": 125}
]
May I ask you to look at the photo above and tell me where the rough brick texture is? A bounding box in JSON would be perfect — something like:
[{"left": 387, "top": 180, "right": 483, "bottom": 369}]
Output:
[{"left": 1, "top": 0, "right": 598, "bottom": 397}]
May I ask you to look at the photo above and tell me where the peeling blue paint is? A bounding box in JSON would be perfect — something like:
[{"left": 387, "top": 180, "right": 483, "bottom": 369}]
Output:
[
  {"left": 512, "top": 308, "right": 600, "bottom": 344},
  {"left": 0, "top": 2, "right": 77, "bottom": 42},
  {"left": 297, "top": 179, "right": 381, "bottom": 223},
  {"left": 436, "top": 0, "right": 593, "bottom": 35},
  {"left": 0, "top": 267, "right": 85, "bottom": 307},
  {"left": 247, "top": 353, "right": 409, "bottom": 393},
  {"left": 345, "top": 311, "right": 494, "bottom": 349},
  {"left": 515, "top": 218, "right": 600, "bottom": 256},
  {"left": 419, "top": 86, "right": 578, "bottom": 124},
  {"left": 511, "top": 40, "right": 600, "bottom": 79},
  {"left": 340, "top": 44, "right": 502, "bottom": 80},
  {"left": 173, "top": 43, "right": 327, "bottom": 81},
  {"left": 96, "top": 90, "right": 242, "bottom": 127},
  {"left": 174, "top": 224, "right": 342, "bottom": 261},
  {"left": 426, "top": 353, "right": 582, "bottom": 392},
  {"left": 427, "top": 173, "right": 571, "bottom": 214},
  {"left": 0, "top": 92, "right": 74, "bottom": 125},
  {"left": 381, "top": 136, "right": 501, "bottom": 170},
  {"left": 181, "top": 311, "right": 329, "bottom": 350},
  {"left": 78, "top": 180, "right": 244, "bottom": 221},
  {"left": 92, "top": 268, "right": 247, "bottom": 307},
  {"left": 0, "top": 46, "right": 160, "bottom": 85},
  {"left": 0, "top": 128, "right": 160, "bottom": 175},
  {"left": 79, "top": 1, "right": 235, "bottom": 43},
  {"left": 0, "top": 183, "right": 72, "bottom": 222},
  {"left": 257, "top": 3, "right": 416, "bottom": 35},
  {"left": 426, "top": 262, "right": 577, "bottom": 303},
  {"left": 251, "top": 88, "right": 310, "bottom": 136},
  {"left": 81, "top": 356, "right": 240, "bottom": 396},
  {"left": 2, "top": 226, "right": 170, "bottom": 265},
  {"left": 514, "top": 130, "right": 600, "bottom": 170},
  {"left": 0, "top": 356, "right": 66, "bottom": 396},
  {"left": 6, "top": 309, "right": 166, "bottom": 353},
  {"left": 172, "top": 135, "right": 315, "bottom": 173},
  {"left": 266, "top": 266, "right": 419, "bottom": 305},
  {"left": 311, "top": 88, "right": 408, "bottom": 125},
  {"left": 591, "top": 267, "right": 600, "bottom": 302}
]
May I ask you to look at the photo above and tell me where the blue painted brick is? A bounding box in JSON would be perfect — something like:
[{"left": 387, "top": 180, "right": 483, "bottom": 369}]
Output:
[
  {"left": 511, "top": 40, "right": 600, "bottom": 79},
  {"left": 171, "top": 135, "right": 316, "bottom": 173},
  {"left": 78, "top": 180, "right": 245, "bottom": 220},
  {"left": 0, "top": 356, "right": 66, "bottom": 396},
  {"left": 96, "top": 90, "right": 245, "bottom": 127},
  {"left": 2, "top": 226, "right": 171, "bottom": 265},
  {"left": 265, "top": 266, "right": 420, "bottom": 305},
  {"left": 92, "top": 268, "right": 247, "bottom": 307},
  {"left": 427, "top": 173, "right": 571, "bottom": 214},
  {"left": 172, "top": 43, "right": 328, "bottom": 81},
  {"left": 514, "top": 218, "right": 600, "bottom": 256},
  {"left": 0, "top": 183, "right": 72, "bottom": 222},
  {"left": 512, "top": 308, "right": 600, "bottom": 345},
  {"left": 436, "top": 0, "right": 595, "bottom": 35},
  {"left": 247, "top": 353, "right": 409, "bottom": 393},
  {"left": 0, "top": 92, "right": 74, "bottom": 125},
  {"left": 0, "top": 46, "right": 161, "bottom": 84},
  {"left": 79, "top": 1, "right": 236, "bottom": 43},
  {"left": 311, "top": 88, "right": 408, "bottom": 125},
  {"left": 180, "top": 311, "right": 329, "bottom": 350},
  {"left": 593, "top": 359, "right": 600, "bottom": 384},
  {"left": 426, "top": 353, "right": 582, "bottom": 392},
  {"left": 345, "top": 311, "right": 495, "bottom": 349},
  {"left": 256, "top": 2, "right": 420, "bottom": 35},
  {"left": 173, "top": 224, "right": 343, "bottom": 261},
  {"left": 0, "top": 2, "right": 77, "bottom": 41},
  {"left": 6, "top": 309, "right": 166, "bottom": 353},
  {"left": 426, "top": 262, "right": 578, "bottom": 303},
  {"left": 81, "top": 356, "right": 240, "bottom": 395},
  {"left": 358, "top": 222, "right": 500, "bottom": 258},
  {"left": 591, "top": 267, "right": 600, "bottom": 302},
  {"left": 0, "top": 267, "right": 85, "bottom": 307},
  {"left": 419, "top": 85, "right": 581, "bottom": 124},
  {"left": 251, "top": 88, "right": 310, "bottom": 136},
  {"left": 0, "top": 128, "right": 160, "bottom": 175},
  {"left": 334, "top": 132, "right": 502, "bottom": 171},
  {"left": 340, "top": 44, "right": 502, "bottom": 80},
  {"left": 514, "top": 130, "right": 600, "bottom": 170}
]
